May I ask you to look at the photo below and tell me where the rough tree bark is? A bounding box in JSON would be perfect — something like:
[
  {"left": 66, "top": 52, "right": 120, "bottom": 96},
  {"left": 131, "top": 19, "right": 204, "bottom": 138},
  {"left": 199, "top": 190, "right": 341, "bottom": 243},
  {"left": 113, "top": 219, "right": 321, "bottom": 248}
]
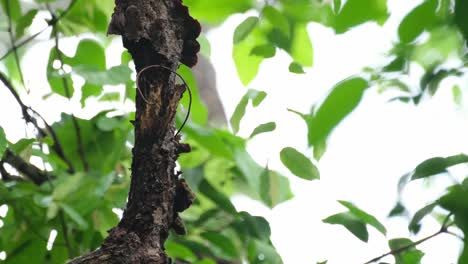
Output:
[{"left": 69, "top": 0, "right": 200, "bottom": 263}]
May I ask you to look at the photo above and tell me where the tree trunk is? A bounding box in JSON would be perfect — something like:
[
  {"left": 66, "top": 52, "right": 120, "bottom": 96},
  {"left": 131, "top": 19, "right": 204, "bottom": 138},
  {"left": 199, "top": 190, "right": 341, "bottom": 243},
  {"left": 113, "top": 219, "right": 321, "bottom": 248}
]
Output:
[{"left": 69, "top": 0, "right": 200, "bottom": 263}]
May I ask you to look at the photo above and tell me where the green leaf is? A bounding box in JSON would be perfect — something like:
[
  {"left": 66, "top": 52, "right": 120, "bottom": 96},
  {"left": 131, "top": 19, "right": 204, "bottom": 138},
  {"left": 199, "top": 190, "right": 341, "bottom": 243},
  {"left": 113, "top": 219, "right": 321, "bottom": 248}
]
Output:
[
  {"left": 323, "top": 212, "right": 369, "bottom": 242},
  {"left": 233, "top": 16, "right": 259, "bottom": 44},
  {"left": 280, "top": 147, "right": 320, "bottom": 180},
  {"left": 60, "top": 203, "right": 89, "bottom": 230},
  {"left": 10, "top": 138, "right": 35, "bottom": 154},
  {"left": 263, "top": 6, "right": 289, "bottom": 37},
  {"left": 74, "top": 65, "right": 131, "bottom": 86},
  {"left": 178, "top": 65, "right": 209, "bottom": 125},
  {"left": 333, "top": 0, "right": 341, "bottom": 14},
  {"left": 59, "top": 0, "right": 109, "bottom": 35},
  {"left": 289, "top": 62, "right": 305, "bottom": 74},
  {"left": 249, "top": 122, "right": 276, "bottom": 139},
  {"left": 388, "top": 202, "right": 407, "bottom": 217},
  {"left": 165, "top": 240, "right": 197, "bottom": 262},
  {"left": 333, "top": 0, "right": 389, "bottom": 34},
  {"left": 388, "top": 238, "right": 424, "bottom": 264},
  {"left": 259, "top": 166, "right": 294, "bottom": 208},
  {"left": 0, "top": 126, "right": 7, "bottom": 158},
  {"left": 398, "top": 0, "right": 438, "bottom": 43},
  {"left": 290, "top": 23, "right": 313, "bottom": 67},
  {"left": 199, "top": 179, "right": 237, "bottom": 215},
  {"left": 233, "top": 27, "right": 266, "bottom": 85},
  {"left": 47, "top": 48, "right": 74, "bottom": 98},
  {"left": 230, "top": 89, "right": 267, "bottom": 133},
  {"left": 452, "top": 85, "right": 463, "bottom": 106},
  {"left": 455, "top": 0, "right": 468, "bottom": 42},
  {"left": 0, "top": 0, "right": 21, "bottom": 21},
  {"left": 313, "top": 140, "right": 327, "bottom": 161},
  {"left": 338, "top": 200, "right": 386, "bottom": 235},
  {"left": 239, "top": 212, "right": 271, "bottom": 242},
  {"left": 250, "top": 89, "right": 267, "bottom": 107},
  {"left": 67, "top": 39, "right": 106, "bottom": 69},
  {"left": 184, "top": 0, "right": 254, "bottom": 24},
  {"left": 408, "top": 202, "right": 437, "bottom": 234},
  {"left": 308, "top": 77, "right": 368, "bottom": 147},
  {"left": 99, "top": 92, "right": 121, "bottom": 102},
  {"left": 411, "top": 154, "right": 468, "bottom": 180},
  {"left": 250, "top": 44, "right": 276, "bottom": 58},
  {"left": 201, "top": 231, "right": 239, "bottom": 259},
  {"left": 15, "top": 9, "right": 38, "bottom": 38},
  {"left": 247, "top": 239, "right": 283, "bottom": 264},
  {"left": 53, "top": 173, "right": 85, "bottom": 201}
]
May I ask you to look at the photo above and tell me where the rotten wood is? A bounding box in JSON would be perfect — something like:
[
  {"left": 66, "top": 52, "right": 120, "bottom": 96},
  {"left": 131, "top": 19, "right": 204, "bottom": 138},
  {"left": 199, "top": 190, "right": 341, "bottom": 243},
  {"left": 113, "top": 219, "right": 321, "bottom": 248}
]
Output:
[{"left": 69, "top": 0, "right": 200, "bottom": 263}]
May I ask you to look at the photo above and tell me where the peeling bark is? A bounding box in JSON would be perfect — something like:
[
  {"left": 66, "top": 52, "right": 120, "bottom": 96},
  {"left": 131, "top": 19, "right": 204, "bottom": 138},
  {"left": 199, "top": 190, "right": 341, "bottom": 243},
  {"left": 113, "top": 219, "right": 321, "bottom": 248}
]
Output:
[{"left": 69, "top": 0, "right": 200, "bottom": 263}]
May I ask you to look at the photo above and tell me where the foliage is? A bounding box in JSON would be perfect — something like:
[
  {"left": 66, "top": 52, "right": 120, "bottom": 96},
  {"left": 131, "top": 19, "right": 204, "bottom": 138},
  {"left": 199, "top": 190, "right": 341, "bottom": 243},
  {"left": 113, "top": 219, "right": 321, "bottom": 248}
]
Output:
[{"left": 0, "top": 0, "right": 467, "bottom": 263}]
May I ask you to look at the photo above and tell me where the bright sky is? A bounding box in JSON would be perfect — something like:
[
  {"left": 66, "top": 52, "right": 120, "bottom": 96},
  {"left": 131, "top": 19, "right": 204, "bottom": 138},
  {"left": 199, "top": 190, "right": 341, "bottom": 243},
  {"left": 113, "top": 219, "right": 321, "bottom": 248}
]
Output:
[
  {"left": 0, "top": 0, "right": 466, "bottom": 263},
  {"left": 209, "top": 0, "right": 467, "bottom": 263}
]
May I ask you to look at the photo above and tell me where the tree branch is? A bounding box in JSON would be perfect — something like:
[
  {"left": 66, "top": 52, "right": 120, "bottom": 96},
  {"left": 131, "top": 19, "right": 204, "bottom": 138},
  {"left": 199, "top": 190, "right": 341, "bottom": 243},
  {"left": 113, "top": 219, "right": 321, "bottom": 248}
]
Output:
[
  {"left": 50, "top": 23, "right": 88, "bottom": 171},
  {"left": 363, "top": 214, "right": 455, "bottom": 264},
  {"left": 5, "top": 0, "right": 27, "bottom": 92},
  {"left": 0, "top": 0, "right": 79, "bottom": 61},
  {"left": 2, "top": 149, "right": 50, "bottom": 185},
  {"left": 0, "top": 72, "right": 74, "bottom": 172}
]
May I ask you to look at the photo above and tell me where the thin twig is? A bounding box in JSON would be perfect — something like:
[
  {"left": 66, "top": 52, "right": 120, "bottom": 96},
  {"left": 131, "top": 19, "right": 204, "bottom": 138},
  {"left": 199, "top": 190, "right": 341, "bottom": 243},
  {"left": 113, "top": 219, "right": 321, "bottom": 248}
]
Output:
[
  {"left": 59, "top": 210, "right": 75, "bottom": 258},
  {"left": 363, "top": 214, "right": 455, "bottom": 264},
  {"left": 0, "top": 0, "right": 79, "bottom": 61},
  {"left": 51, "top": 18, "right": 88, "bottom": 171},
  {"left": 0, "top": 72, "right": 74, "bottom": 172},
  {"left": 2, "top": 149, "right": 51, "bottom": 185},
  {"left": 4, "top": 0, "right": 28, "bottom": 92}
]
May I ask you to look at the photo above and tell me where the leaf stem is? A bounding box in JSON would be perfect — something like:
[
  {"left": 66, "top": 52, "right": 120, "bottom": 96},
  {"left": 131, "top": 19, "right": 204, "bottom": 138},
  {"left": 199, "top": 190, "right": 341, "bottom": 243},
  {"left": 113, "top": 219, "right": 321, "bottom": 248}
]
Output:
[{"left": 363, "top": 213, "right": 455, "bottom": 264}]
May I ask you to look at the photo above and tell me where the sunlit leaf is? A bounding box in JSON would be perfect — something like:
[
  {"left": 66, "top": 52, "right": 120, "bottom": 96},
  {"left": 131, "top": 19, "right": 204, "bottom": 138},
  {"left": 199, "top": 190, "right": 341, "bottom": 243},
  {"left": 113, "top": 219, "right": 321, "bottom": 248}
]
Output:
[
  {"left": 165, "top": 240, "right": 197, "bottom": 262},
  {"left": 308, "top": 77, "right": 368, "bottom": 147},
  {"left": 247, "top": 239, "right": 283, "bottom": 264},
  {"left": 398, "top": 0, "right": 437, "bottom": 43},
  {"left": 323, "top": 212, "right": 369, "bottom": 242},
  {"left": 15, "top": 9, "right": 38, "bottom": 38},
  {"left": 408, "top": 202, "right": 437, "bottom": 234},
  {"left": 280, "top": 147, "right": 319, "bottom": 180},
  {"left": 233, "top": 16, "right": 258, "bottom": 44},
  {"left": 338, "top": 200, "right": 386, "bottom": 235},
  {"left": 60, "top": 203, "right": 89, "bottom": 230},
  {"left": 249, "top": 122, "right": 276, "bottom": 139},
  {"left": 0, "top": 0, "right": 21, "bottom": 21},
  {"left": 388, "top": 238, "right": 424, "bottom": 264},
  {"left": 230, "top": 89, "right": 267, "bottom": 133},
  {"left": 10, "top": 138, "right": 35, "bottom": 154},
  {"left": 333, "top": 0, "right": 388, "bottom": 34},
  {"left": 290, "top": 23, "right": 313, "bottom": 67},
  {"left": 199, "top": 179, "right": 237, "bottom": 215},
  {"left": 250, "top": 44, "right": 276, "bottom": 58},
  {"left": 0, "top": 126, "right": 6, "bottom": 158},
  {"left": 201, "top": 231, "right": 239, "bottom": 259},
  {"left": 411, "top": 154, "right": 468, "bottom": 180},
  {"left": 289, "top": 62, "right": 305, "bottom": 74},
  {"left": 233, "top": 27, "right": 266, "bottom": 85},
  {"left": 184, "top": 0, "right": 254, "bottom": 24}
]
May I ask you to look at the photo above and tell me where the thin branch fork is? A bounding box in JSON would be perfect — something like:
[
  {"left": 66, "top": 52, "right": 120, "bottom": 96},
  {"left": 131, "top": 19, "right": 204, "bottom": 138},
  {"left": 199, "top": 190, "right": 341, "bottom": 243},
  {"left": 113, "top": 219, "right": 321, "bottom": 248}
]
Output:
[
  {"left": 1, "top": 149, "right": 50, "bottom": 185},
  {"left": 363, "top": 214, "right": 457, "bottom": 264},
  {"left": 0, "top": 72, "right": 74, "bottom": 172},
  {"left": 0, "top": 0, "right": 79, "bottom": 61}
]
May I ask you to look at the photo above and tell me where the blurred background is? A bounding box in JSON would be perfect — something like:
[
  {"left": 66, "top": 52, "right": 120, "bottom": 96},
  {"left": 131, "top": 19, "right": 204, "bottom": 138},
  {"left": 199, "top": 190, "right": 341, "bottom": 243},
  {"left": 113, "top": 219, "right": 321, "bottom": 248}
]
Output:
[{"left": 1, "top": 0, "right": 467, "bottom": 263}]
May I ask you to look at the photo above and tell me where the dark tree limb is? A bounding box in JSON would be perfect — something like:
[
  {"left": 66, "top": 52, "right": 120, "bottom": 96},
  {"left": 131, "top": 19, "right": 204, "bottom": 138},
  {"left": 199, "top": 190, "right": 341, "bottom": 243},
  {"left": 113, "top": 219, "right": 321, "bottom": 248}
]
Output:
[
  {"left": 2, "top": 149, "right": 50, "bottom": 185},
  {"left": 0, "top": 72, "right": 75, "bottom": 172},
  {"left": 69, "top": 0, "right": 200, "bottom": 263}
]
